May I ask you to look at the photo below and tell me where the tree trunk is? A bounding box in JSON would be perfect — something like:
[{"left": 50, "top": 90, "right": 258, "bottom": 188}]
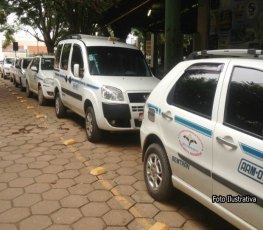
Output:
[{"left": 45, "top": 41, "right": 54, "bottom": 54}]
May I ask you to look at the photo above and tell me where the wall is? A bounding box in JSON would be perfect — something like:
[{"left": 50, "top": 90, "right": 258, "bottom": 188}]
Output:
[{"left": 209, "top": 0, "right": 263, "bottom": 49}]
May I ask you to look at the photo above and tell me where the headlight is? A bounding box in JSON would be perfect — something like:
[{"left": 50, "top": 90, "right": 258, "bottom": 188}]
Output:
[
  {"left": 43, "top": 78, "right": 54, "bottom": 86},
  {"left": 101, "top": 85, "right": 124, "bottom": 101}
]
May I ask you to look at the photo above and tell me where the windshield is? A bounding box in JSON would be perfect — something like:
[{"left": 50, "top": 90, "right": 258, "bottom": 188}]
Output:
[
  {"left": 87, "top": 46, "right": 151, "bottom": 77},
  {"left": 41, "top": 58, "right": 54, "bottom": 70},
  {"left": 5, "top": 58, "right": 14, "bottom": 64}
]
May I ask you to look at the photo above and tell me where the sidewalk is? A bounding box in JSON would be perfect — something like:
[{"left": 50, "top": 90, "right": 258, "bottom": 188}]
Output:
[{"left": 0, "top": 79, "right": 235, "bottom": 230}]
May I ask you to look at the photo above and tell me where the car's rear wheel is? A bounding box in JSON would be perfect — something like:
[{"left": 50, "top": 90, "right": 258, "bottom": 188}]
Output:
[
  {"left": 38, "top": 85, "right": 46, "bottom": 106},
  {"left": 26, "top": 81, "right": 32, "bottom": 98},
  {"left": 144, "top": 143, "right": 173, "bottom": 201},
  {"left": 55, "top": 92, "right": 66, "bottom": 118},
  {"left": 85, "top": 106, "right": 102, "bottom": 142}
]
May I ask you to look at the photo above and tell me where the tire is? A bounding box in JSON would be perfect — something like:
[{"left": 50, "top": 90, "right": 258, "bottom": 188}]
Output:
[
  {"left": 55, "top": 92, "right": 66, "bottom": 118},
  {"left": 26, "top": 81, "right": 32, "bottom": 98},
  {"left": 144, "top": 143, "right": 173, "bottom": 201},
  {"left": 85, "top": 106, "right": 102, "bottom": 142},
  {"left": 14, "top": 78, "right": 19, "bottom": 87},
  {"left": 38, "top": 85, "right": 47, "bottom": 106},
  {"left": 20, "top": 79, "right": 24, "bottom": 92}
]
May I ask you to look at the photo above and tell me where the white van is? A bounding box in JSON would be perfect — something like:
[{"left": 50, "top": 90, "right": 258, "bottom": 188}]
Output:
[{"left": 53, "top": 34, "right": 159, "bottom": 142}]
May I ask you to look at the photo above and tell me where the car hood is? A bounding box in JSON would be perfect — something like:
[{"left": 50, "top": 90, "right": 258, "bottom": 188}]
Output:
[
  {"left": 93, "top": 76, "right": 160, "bottom": 92},
  {"left": 39, "top": 70, "right": 54, "bottom": 79}
]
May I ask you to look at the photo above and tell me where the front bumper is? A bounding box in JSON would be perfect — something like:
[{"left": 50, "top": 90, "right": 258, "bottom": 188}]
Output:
[
  {"left": 42, "top": 84, "right": 55, "bottom": 99},
  {"left": 102, "top": 102, "right": 144, "bottom": 129}
]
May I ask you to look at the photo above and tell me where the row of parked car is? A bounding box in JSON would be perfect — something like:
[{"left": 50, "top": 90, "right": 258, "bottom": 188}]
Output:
[
  {"left": 0, "top": 55, "right": 55, "bottom": 106},
  {"left": 1, "top": 34, "right": 262, "bottom": 229}
]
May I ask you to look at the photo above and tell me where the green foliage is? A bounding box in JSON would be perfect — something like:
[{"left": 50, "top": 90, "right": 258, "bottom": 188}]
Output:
[
  {"left": 0, "top": 0, "right": 9, "bottom": 25},
  {"left": 2, "top": 0, "right": 120, "bottom": 52},
  {"left": 2, "top": 27, "right": 15, "bottom": 48}
]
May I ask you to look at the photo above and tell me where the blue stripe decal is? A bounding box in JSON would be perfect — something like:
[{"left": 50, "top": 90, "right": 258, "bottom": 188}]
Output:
[
  {"left": 85, "top": 83, "right": 99, "bottom": 90},
  {"left": 147, "top": 103, "right": 161, "bottom": 114},
  {"left": 54, "top": 73, "right": 99, "bottom": 90},
  {"left": 55, "top": 73, "right": 65, "bottom": 79},
  {"left": 240, "top": 143, "right": 263, "bottom": 161},
  {"left": 74, "top": 79, "right": 99, "bottom": 90},
  {"left": 175, "top": 116, "right": 212, "bottom": 137}
]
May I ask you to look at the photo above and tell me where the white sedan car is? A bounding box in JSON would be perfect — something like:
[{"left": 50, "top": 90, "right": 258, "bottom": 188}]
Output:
[
  {"left": 141, "top": 49, "right": 263, "bottom": 230},
  {"left": 25, "top": 55, "right": 55, "bottom": 105}
]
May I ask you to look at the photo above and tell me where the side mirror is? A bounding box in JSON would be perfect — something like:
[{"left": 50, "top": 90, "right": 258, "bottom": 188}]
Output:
[
  {"left": 73, "top": 64, "right": 80, "bottom": 77},
  {"left": 31, "top": 66, "right": 38, "bottom": 72}
]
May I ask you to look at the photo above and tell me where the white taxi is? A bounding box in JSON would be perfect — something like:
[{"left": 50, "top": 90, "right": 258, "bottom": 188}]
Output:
[
  {"left": 140, "top": 49, "right": 263, "bottom": 230},
  {"left": 25, "top": 55, "right": 55, "bottom": 105}
]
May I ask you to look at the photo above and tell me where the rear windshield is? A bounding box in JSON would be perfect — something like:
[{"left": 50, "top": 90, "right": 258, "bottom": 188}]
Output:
[
  {"left": 87, "top": 46, "right": 151, "bottom": 77},
  {"left": 41, "top": 58, "right": 54, "bottom": 70}
]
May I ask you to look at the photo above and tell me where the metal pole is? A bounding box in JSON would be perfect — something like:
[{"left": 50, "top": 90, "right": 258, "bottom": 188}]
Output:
[{"left": 164, "top": 0, "right": 183, "bottom": 74}]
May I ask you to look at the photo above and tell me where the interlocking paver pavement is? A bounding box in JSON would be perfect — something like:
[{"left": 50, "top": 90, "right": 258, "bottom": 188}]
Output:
[{"left": 0, "top": 79, "right": 236, "bottom": 229}]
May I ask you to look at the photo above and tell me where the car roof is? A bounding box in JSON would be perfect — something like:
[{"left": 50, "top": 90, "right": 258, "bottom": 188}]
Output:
[
  {"left": 62, "top": 34, "right": 138, "bottom": 50},
  {"left": 187, "top": 49, "right": 263, "bottom": 60},
  {"left": 33, "top": 55, "right": 54, "bottom": 58}
]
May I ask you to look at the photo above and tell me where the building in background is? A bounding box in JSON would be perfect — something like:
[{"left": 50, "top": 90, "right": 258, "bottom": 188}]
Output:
[
  {"left": 208, "top": 0, "right": 263, "bottom": 49},
  {"left": 0, "top": 32, "right": 48, "bottom": 59}
]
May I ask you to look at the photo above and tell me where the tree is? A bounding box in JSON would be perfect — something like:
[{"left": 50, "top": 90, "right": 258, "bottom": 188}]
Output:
[
  {"left": 3, "top": 0, "right": 122, "bottom": 53},
  {"left": 0, "top": 0, "right": 16, "bottom": 48},
  {"left": 0, "top": 0, "right": 9, "bottom": 25},
  {"left": 7, "top": 0, "right": 68, "bottom": 53}
]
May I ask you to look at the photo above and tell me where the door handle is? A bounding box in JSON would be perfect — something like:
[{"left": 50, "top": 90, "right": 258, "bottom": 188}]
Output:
[
  {"left": 65, "top": 75, "right": 68, "bottom": 82},
  {"left": 68, "top": 76, "right": 72, "bottom": 84},
  {"left": 216, "top": 136, "right": 237, "bottom": 150},
  {"left": 161, "top": 111, "right": 173, "bottom": 121}
]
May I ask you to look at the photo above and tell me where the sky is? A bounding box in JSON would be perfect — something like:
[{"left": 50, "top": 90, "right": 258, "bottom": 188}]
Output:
[{"left": 0, "top": 13, "right": 40, "bottom": 42}]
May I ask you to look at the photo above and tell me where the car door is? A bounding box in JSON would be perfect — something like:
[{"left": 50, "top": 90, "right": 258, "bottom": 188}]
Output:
[
  {"left": 213, "top": 60, "right": 263, "bottom": 229},
  {"left": 157, "top": 61, "right": 227, "bottom": 197},
  {"left": 29, "top": 58, "right": 39, "bottom": 92},
  {"left": 66, "top": 42, "right": 86, "bottom": 115},
  {"left": 58, "top": 43, "right": 72, "bottom": 107}
]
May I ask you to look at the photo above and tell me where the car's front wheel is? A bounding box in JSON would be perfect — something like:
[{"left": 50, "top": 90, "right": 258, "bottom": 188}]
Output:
[
  {"left": 144, "top": 143, "right": 173, "bottom": 201},
  {"left": 20, "top": 79, "right": 24, "bottom": 91},
  {"left": 38, "top": 85, "right": 47, "bottom": 106},
  {"left": 55, "top": 92, "right": 66, "bottom": 118},
  {"left": 26, "top": 81, "right": 32, "bottom": 98},
  {"left": 85, "top": 106, "right": 102, "bottom": 142},
  {"left": 14, "top": 78, "right": 19, "bottom": 87}
]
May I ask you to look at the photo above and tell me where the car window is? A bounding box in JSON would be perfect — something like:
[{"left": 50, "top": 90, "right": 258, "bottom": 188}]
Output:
[
  {"left": 71, "top": 44, "right": 84, "bottom": 77},
  {"left": 5, "top": 58, "right": 13, "bottom": 64},
  {"left": 224, "top": 66, "right": 263, "bottom": 138},
  {"left": 87, "top": 46, "right": 151, "bottom": 77},
  {"left": 23, "top": 58, "right": 32, "bottom": 69},
  {"left": 41, "top": 58, "right": 54, "bottom": 70},
  {"left": 167, "top": 63, "right": 223, "bottom": 119},
  {"left": 60, "top": 44, "right": 71, "bottom": 70},
  {"left": 54, "top": 44, "right": 63, "bottom": 69},
  {"left": 32, "top": 58, "right": 40, "bottom": 70}
]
